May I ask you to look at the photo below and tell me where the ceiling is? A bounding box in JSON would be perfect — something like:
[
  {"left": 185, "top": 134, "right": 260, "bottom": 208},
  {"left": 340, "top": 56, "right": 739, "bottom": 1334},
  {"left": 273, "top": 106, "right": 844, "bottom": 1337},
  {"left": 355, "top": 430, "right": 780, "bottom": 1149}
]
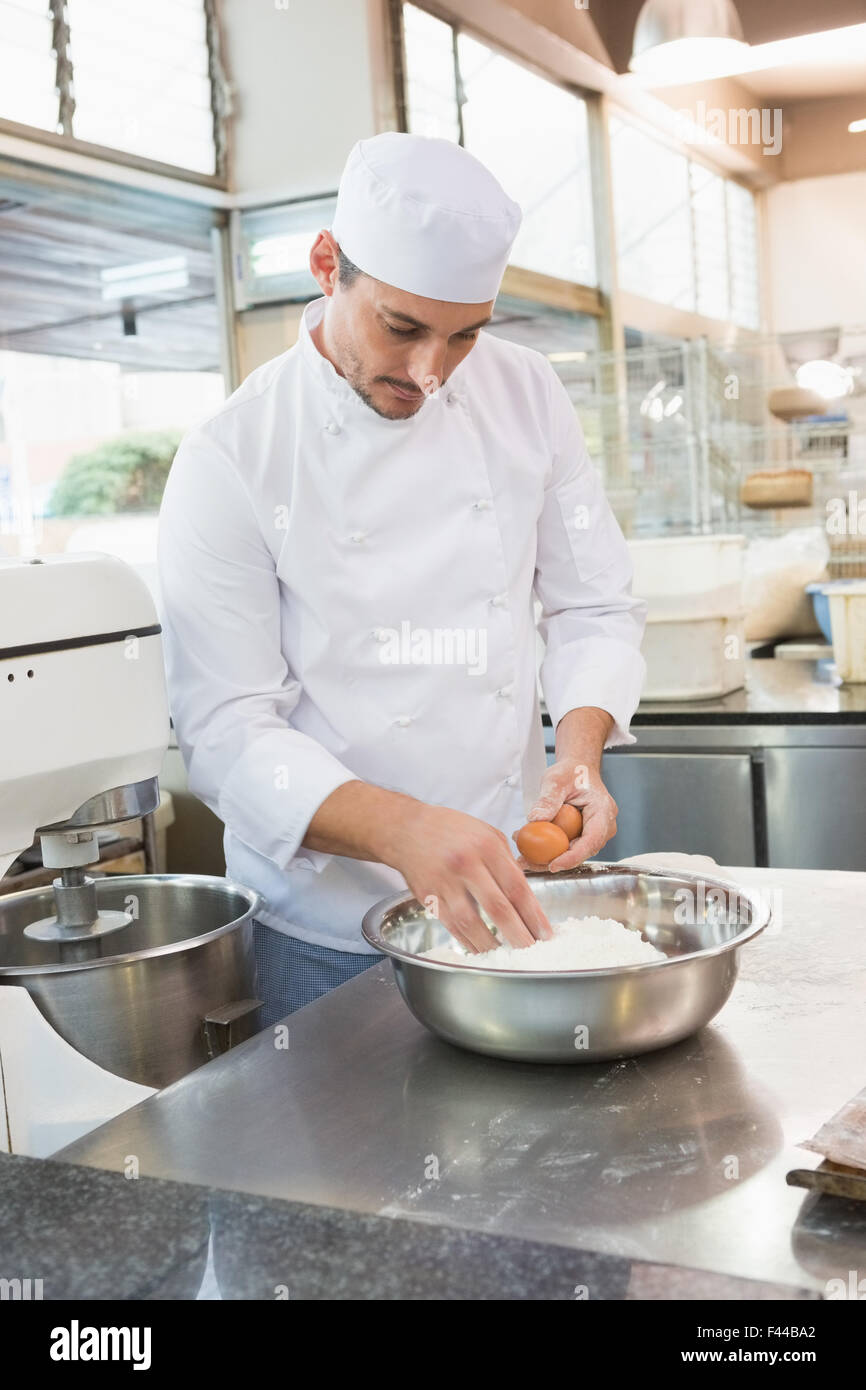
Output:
[
  {"left": 738, "top": 55, "right": 866, "bottom": 101},
  {"left": 587, "top": 0, "right": 866, "bottom": 78},
  {"left": 0, "top": 165, "right": 220, "bottom": 372}
]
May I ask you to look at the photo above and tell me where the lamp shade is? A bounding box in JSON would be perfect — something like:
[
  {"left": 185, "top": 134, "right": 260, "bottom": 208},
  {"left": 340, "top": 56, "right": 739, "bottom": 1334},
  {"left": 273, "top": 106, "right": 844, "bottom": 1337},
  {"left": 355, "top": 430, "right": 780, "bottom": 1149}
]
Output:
[{"left": 630, "top": 0, "right": 747, "bottom": 79}]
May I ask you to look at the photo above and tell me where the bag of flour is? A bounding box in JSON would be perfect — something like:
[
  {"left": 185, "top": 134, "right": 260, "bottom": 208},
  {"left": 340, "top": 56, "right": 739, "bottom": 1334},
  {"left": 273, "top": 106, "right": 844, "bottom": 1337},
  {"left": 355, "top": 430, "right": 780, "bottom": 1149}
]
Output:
[{"left": 743, "top": 527, "right": 829, "bottom": 641}]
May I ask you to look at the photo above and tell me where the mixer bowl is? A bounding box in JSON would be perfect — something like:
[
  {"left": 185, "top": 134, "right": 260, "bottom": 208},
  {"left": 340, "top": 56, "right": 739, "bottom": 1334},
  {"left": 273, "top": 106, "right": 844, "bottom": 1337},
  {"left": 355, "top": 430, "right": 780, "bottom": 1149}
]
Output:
[
  {"left": 0, "top": 874, "right": 261, "bottom": 1087},
  {"left": 362, "top": 865, "right": 770, "bottom": 1063}
]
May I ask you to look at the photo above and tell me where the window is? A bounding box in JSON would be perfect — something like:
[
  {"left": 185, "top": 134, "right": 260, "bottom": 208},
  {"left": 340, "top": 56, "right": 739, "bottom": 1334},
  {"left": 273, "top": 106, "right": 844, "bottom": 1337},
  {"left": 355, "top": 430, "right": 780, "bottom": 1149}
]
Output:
[
  {"left": 0, "top": 0, "right": 219, "bottom": 177},
  {"left": 726, "top": 180, "right": 760, "bottom": 332},
  {"left": 0, "top": 165, "right": 223, "bottom": 573},
  {"left": 457, "top": 35, "right": 596, "bottom": 286},
  {"left": 236, "top": 196, "right": 337, "bottom": 308},
  {"left": 402, "top": 4, "right": 596, "bottom": 286},
  {"left": 610, "top": 119, "right": 692, "bottom": 311},
  {"left": 66, "top": 0, "right": 215, "bottom": 173},
  {"left": 402, "top": 3, "right": 460, "bottom": 143},
  {"left": 0, "top": 0, "right": 58, "bottom": 131},
  {"left": 610, "top": 115, "right": 760, "bottom": 330},
  {"left": 690, "top": 163, "right": 728, "bottom": 321},
  {"left": 486, "top": 294, "right": 601, "bottom": 446}
]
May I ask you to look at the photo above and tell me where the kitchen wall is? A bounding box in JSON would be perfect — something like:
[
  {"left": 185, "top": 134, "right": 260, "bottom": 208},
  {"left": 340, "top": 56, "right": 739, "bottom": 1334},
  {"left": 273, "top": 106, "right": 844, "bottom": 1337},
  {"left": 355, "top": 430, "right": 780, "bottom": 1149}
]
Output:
[
  {"left": 236, "top": 303, "right": 305, "bottom": 382},
  {"left": 766, "top": 171, "right": 866, "bottom": 333},
  {"left": 218, "top": 0, "right": 381, "bottom": 203},
  {"left": 780, "top": 97, "right": 866, "bottom": 180},
  {"left": 219, "top": 0, "right": 397, "bottom": 374},
  {"left": 160, "top": 745, "right": 227, "bottom": 877}
]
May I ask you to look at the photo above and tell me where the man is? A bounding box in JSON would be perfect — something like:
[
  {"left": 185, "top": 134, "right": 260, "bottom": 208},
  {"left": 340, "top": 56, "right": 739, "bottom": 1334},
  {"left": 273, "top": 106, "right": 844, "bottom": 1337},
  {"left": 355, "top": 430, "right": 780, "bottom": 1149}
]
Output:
[{"left": 158, "top": 133, "right": 647, "bottom": 1024}]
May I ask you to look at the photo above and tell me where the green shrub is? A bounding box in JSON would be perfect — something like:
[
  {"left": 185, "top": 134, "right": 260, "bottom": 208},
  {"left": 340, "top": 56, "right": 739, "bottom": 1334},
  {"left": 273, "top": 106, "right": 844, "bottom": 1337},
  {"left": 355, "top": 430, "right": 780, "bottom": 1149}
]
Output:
[{"left": 49, "top": 430, "right": 183, "bottom": 516}]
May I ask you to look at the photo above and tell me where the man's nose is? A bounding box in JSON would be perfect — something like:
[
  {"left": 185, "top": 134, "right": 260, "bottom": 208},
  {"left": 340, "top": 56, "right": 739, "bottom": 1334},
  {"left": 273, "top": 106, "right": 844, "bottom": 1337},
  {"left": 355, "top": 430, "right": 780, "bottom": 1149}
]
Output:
[{"left": 407, "top": 343, "right": 448, "bottom": 392}]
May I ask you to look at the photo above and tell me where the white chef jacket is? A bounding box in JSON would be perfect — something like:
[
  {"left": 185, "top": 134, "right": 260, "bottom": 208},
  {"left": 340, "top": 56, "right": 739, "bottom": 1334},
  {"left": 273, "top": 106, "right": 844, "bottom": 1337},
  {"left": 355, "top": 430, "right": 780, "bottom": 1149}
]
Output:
[{"left": 157, "top": 296, "right": 647, "bottom": 952}]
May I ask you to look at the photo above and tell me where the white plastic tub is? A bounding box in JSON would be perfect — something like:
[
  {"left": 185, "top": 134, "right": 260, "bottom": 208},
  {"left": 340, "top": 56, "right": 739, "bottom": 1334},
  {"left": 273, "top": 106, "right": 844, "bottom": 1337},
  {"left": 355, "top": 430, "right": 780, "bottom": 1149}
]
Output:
[
  {"left": 822, "top": 581, "right": 866, "bottom": 683},
  {"left": 640, "top": 610, "right": 747, "bottom": 701},
  {"left": 628, "top": 534, "right": 745, "bottom": 620}
]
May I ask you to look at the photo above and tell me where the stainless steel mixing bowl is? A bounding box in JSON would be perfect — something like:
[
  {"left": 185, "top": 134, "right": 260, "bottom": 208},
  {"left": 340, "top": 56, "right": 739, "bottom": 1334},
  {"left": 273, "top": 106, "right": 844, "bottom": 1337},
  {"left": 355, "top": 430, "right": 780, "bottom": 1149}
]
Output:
[
  {"left": 0, "top": 874, "right": 261, "bottom": 1087},
  {"left": 362, "top": 865, "right": 770, "bottom": 1063}
]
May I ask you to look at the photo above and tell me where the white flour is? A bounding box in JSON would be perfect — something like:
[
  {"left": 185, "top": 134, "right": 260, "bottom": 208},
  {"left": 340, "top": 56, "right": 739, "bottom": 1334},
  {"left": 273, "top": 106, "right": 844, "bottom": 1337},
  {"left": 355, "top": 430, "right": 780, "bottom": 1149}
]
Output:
[{"left": 420, "top": 915, "right": 665, "bottom": 971}]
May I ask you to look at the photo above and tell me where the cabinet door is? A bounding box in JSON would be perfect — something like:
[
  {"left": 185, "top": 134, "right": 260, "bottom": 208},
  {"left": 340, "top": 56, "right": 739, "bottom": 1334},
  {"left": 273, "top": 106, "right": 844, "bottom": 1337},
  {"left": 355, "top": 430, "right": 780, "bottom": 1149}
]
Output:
[
  {"left": 765, "top": 748, "right": 866, "bottom": 871},
  {"left": 598, "top": 752, "right": 755, "bottom": 865}
]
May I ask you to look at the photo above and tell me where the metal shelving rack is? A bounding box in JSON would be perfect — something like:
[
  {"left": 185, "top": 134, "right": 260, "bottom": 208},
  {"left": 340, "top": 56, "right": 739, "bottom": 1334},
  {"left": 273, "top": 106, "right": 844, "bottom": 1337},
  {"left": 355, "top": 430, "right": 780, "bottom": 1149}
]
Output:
[{"left": 555, "top": 332, "right": 866, "bottom": 554}]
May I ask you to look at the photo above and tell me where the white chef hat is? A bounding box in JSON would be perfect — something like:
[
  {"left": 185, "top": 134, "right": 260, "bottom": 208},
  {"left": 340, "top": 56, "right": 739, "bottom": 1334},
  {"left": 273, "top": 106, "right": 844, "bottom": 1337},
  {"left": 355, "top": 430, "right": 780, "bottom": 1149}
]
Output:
[{"left": 330, "top": 133, "right": 522, "bottom": 304}]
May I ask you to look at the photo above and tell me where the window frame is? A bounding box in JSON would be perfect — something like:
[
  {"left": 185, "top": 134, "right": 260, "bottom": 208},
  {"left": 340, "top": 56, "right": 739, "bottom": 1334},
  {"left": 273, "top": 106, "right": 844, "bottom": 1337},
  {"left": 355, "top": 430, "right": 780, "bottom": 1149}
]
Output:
[
  {"left": 231, "top": 193, "right": 340, "bottom": 312},
  {"left": 394, "top": 2, "right": 763, "bottom": 339},
  {"left": 0, "top": 0, "right": 227, "bottom": 188},
  {"left": 608, "top": 101, "right": 762, "bottom": 333},
  {"left": 393, "top": 0, "right": 604, "bottom": 305}
]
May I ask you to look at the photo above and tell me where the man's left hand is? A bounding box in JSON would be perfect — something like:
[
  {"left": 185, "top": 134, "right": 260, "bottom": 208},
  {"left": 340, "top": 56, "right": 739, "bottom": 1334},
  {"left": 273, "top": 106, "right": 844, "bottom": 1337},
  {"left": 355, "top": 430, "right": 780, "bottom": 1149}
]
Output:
[{"left": 512, "top": 757, "right": 618, "bottom": 871}]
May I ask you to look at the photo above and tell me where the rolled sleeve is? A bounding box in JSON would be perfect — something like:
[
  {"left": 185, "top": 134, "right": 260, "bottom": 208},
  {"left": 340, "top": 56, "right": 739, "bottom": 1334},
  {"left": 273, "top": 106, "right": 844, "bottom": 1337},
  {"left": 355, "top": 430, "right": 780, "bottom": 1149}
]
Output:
[
  {"left": 157, "top": 433, "right": 358, "bottom": 873},
  {"left": 535, "top": 368, "right": 647, "bottom": 747}
]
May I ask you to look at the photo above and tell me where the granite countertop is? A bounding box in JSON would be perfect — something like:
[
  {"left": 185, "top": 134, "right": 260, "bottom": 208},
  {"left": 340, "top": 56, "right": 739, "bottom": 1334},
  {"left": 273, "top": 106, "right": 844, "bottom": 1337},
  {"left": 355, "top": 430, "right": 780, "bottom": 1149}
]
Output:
[{"left": 0, "top": 1151, "right": 819, "bottom": 1301}]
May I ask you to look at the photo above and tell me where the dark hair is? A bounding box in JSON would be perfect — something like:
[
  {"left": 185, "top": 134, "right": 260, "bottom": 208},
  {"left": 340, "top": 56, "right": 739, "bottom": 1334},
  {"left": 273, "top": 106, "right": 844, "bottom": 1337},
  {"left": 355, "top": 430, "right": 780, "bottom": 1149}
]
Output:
[{"left": 337, "top": 247, "right": 363, "bottom": 289}]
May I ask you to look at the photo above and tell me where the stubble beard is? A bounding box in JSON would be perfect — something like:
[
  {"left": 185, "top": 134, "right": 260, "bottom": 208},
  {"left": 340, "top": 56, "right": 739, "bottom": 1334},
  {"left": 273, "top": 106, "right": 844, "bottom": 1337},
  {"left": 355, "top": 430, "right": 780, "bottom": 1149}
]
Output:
[{"left": 338, "top": 338, "right": 424, "bottom": 421}]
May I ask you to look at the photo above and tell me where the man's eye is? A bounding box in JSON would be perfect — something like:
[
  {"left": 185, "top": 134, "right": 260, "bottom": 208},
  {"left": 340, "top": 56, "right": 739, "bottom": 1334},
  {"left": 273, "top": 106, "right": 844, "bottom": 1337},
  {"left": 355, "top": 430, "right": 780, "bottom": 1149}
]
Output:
[{"left": 384, "top": 324, "right": 478, "bottom": 341}]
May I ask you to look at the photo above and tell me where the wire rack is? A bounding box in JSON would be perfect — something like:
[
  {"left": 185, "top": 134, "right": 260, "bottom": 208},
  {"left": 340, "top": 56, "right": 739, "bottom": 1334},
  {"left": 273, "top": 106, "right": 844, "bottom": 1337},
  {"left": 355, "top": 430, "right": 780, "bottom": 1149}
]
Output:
[{"left": 555, "top": 334, "right": 866, "bottom": 562}]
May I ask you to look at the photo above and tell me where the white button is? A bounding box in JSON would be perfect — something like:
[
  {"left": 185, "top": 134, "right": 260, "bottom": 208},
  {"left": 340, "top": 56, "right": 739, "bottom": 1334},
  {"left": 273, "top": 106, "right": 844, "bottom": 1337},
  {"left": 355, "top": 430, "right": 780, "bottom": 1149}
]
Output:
[
  {"left": 496, "top": 685, "right": 513, "bottom": 699},
  {"left": 325, "top": 421, "right": 341, "bottom": 435},
  {"left": 505, "top": 774, "right": 518, "bottom": 787},
  {"left": 472, "top": 498, "right": 492, "bottom": 511},
  {"left": 491, "top": 592, "right": 507, "bottom": 607},
  {"left": 349, "top": 531, "right": 367, "bottom": 543},
  {"left": 396, "top": 715, "right": 412, "bottom": 727}
]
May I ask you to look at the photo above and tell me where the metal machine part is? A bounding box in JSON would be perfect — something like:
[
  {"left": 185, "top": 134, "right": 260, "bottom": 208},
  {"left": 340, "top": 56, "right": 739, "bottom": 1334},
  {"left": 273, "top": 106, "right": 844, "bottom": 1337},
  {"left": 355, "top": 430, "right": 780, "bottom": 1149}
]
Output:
[
  {"left": 0, "top": 875, "right": 261, "bottom": 1088},
  {"left": 38, "top": 778, "right": 162, "bottom": 833},
  {"left": 23, "top": 873, "right": 133, "bottom": 949},
  {"left": 24, "top": 778, "right": 162, "bottom": 944},
  {"left": 362, "top": 865, "right": 770, "bottom": 1063},
  {"left": 0, "top": 555, "right": 265, "bottom": 1098}
]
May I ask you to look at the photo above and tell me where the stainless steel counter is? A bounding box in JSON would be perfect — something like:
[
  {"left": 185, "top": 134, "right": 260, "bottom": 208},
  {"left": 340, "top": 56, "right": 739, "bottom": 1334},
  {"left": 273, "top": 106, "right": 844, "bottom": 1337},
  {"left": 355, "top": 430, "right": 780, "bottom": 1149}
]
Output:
[
  {"left": 542, "top": 655, "right": 866, "bottom": 736},
  {"left": 632, "top": 653, "right": 866, "bottom": 724},
  {"left": 58, "top": 864, "right": 866, "bottom": 1295},
  {"left": 539, "top": 657, "right": 866, "bottom": 871}
]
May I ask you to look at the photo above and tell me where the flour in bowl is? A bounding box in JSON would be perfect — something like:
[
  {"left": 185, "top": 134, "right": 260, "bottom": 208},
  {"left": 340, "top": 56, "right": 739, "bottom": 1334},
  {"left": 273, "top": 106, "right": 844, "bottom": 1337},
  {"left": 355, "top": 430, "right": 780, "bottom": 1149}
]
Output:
[{"left": 420, "top": 915, "right": 665, "bottom": 971}]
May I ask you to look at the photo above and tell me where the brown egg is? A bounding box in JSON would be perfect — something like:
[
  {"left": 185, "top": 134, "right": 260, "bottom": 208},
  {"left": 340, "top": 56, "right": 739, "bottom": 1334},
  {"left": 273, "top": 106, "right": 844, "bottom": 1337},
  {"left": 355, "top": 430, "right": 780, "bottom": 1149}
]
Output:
[
  {"left": 553, "top": 804, "right": 582, "bottom": 840},
  {"left": 515, "top": 821, "right": 570, "bottom": 866}
]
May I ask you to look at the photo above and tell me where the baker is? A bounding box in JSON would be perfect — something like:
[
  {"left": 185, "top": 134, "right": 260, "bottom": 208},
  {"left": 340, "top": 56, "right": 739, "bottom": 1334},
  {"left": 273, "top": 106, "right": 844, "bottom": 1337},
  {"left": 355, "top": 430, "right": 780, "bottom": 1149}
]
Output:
[{"left": 158, "top": 133, "right": 647, "bottom": 1024}]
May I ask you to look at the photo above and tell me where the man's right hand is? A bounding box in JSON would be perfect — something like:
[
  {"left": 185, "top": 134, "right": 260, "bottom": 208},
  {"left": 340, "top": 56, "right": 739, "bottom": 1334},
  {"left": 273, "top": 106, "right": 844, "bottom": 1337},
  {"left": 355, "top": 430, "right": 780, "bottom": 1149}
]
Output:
[
  {"left": 303, "top": 783, "right": 552, "bottom": 954},
  {"left": 372, "top": 801, "right": 553, "bottom": 954}
]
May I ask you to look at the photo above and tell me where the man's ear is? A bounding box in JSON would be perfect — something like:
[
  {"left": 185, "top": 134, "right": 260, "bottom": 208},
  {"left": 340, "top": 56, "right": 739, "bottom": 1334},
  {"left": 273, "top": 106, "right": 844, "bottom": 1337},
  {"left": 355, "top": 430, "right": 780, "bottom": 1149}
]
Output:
[{"left": 309, "top": 230, "right": 340, "bottom": 296}]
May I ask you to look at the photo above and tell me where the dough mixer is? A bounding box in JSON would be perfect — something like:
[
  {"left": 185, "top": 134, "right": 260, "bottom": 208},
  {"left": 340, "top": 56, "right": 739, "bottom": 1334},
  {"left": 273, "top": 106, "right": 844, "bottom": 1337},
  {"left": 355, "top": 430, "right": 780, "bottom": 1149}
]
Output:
[
  {"left": 0, "top": 552, "right": 260, "bottom": 1155},
  {"left": 0, "top": 552, "right": 168, "bottom": 918}
]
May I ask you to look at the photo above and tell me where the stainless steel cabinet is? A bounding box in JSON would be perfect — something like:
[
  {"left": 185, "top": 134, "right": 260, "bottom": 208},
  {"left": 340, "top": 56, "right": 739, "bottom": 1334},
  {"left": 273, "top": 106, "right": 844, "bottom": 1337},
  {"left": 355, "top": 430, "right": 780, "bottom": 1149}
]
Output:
[
  {"left": 599, "top": 752, "right": 755, "bottom": 865},
  {"left": 544, "top": 714, "right": 866, "bottom": 870},
  {"left": 764, "top": 747, "right": 866, "bottom": 871}
]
